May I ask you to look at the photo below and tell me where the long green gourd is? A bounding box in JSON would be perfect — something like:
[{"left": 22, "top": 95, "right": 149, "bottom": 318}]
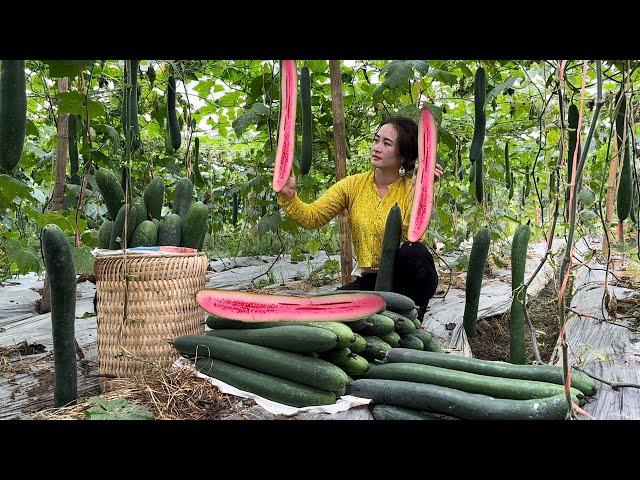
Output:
[
  {"left": 510, "top": 224, "right": 530, "bottom": 364},
  {"left": 462, "top": 228, "right": 491, "bottom": 337}
]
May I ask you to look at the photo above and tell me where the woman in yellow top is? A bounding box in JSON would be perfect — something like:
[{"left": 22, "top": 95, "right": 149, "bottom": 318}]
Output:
[{"left": 277, "top": 116, "right": 444, "bottom": 320}]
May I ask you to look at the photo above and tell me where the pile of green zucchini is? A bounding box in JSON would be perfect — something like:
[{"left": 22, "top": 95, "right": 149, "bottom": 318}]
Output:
[
  {"left": 95, "top": 174, "right": 209, "bottom": 251},
  {"left": 351, "top": 349, "right": 598, "bottom": 420},
  {"left": 172, "top": 290, "right": 445, "bottom": 409}
]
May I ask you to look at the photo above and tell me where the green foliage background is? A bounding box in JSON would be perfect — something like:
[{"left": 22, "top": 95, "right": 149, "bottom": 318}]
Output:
[{"left": 0, "top": 59, "right": 637, "bottom": 280}]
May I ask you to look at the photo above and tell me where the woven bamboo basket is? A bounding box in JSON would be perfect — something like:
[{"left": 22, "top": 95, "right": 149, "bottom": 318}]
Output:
[{"left": 94, "top": 252, "right": 208, "bottom": 379}]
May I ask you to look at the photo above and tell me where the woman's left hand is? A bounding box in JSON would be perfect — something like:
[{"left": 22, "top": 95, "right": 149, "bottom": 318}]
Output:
[{"left": 434, "top": 163, "right": 444, "bottom": 182}]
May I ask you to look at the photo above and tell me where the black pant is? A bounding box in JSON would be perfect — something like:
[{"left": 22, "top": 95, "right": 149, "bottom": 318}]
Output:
[{"left": 337, "top": 242, "right": 439, "bottom": 312}]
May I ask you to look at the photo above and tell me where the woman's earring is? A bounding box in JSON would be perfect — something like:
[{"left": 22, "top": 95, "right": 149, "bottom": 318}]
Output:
[{"left": 399, "top": 166, "right": 406, "bottom": 177}]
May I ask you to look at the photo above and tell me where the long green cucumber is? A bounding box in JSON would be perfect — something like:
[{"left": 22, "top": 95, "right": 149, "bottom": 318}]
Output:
[
  {"left": 462, "top": 228, "right": 490, "bottom": 337},
  {"left": 508, "top": 172, "right": 514, "bottom": 201},
  {"left": 172, "top": 177, "right": 193, "bottom": 218},
  {"left": 347, "top": 318, "right": 368, "bottom": 333},
  {"left": 362, "top": 363, "right": 585, "bottom": 403},
  {"left": 195, "top": 358, "right": 336, "bottom": 407},
  {"left": 616, "top": 90, "right": 632, "bottom": 222},
  {"left": 385, "top": 349, "right": 597, "bottom": 397},
  {"left": 232, "top": 193, "right": 238, "bottom": 226},
  {"left": 130, "top": 220, "right": 158, "bottom": 247},
  {"left": 375, "top": 204, "right": 402, "bottom": 292},
  {"left": 362, "top": 336, "right": 392, "bottom": 361},
  {"left": 192, "top": 137, "right": 205, "bottom": 187},
  {"left": 143, "top": 177, "right": 165, "bottom": 221},
  {"left": 127, "top": 60, "right": 141, "bottom": 149},
  {"left": 361, "top": 313, "right": 395, "bottom": 336},
  {"left": 205, "top": 316, "right": 355, "bottom": 349},
  {"left": 41, "top": 225, "right": 77, "bottom": 407},
  {"left": 174, "top": 335, "right": 347, "bottom": 392},
  {"left": 0, "top": 60, "right": 27, "bottom": 174},
  {"left": 336, "top": 353, "right": 369, "bottom": 376},
  {"left": 371, "top": 404, "right": 435, "bottom": 420},
  {"left": 321, "top": 347, "right": 351, "bottom": 364},
  {"left": 350, "top": 333, "right": 367, "bottom": 353},
  {"left": 399, "top": 335, "right": 423, "bottom": 350},
  {"left": 510, "top": 224, "right": 530, "bottom": 364},
  {"left": 180, "top": 201, "right": 209, "bottom": 251},
  {"left": 157, "top": 213, "right": 182, "bottom": 246},
  {"left": 344, "top": 290, "right": 415, "bottom": 313},
  {"left": 68, "top": 114, "right": 80, "bottom": 185},
  {"left": 411, "top": 330, "right": 432, "bottom": 346},
  {"left": 382, "top": 310, "right": 416, "bottom": 335},
  {"left": 300, "top": 66, "right": 312, "bottom": 175},
  {"left": 109, "top": 204, "right": 137, "bottom": 249},
  {"left": 206, "top": 325, "right": 338, "bottom": 353},
  {"left": 98, "top": 220, "right": 113, "bottom": 249},
  {"left": 347, "top": 379, "right": 576, "bottom": 420},
  {"left": 469, "top": 66, "right": 486, "bottom": 166},
  {"left": 95, "top": 169, "right": 125, "bottom": 221},
  {"left": 167, "top": 75, "right": 181, "bottom": 150},
  {"left": 475, "top": 152, "right": 484, "bottom": 204},
  {"left": 505, "top": 141, "right": 511, "bottom": 189},
  {"left": 379, "top": 331, "right": 401, "bottom": 348}
]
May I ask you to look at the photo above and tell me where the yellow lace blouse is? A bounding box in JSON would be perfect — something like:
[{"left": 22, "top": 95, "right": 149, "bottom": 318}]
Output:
[{"left": 277, "top": 170, "right": 417, "bottom": 270}]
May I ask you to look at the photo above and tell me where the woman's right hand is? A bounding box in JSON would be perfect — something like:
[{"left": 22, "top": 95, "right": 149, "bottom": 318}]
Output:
[{"left": 279, "top": 170, "right": 297, "bottom": 202}]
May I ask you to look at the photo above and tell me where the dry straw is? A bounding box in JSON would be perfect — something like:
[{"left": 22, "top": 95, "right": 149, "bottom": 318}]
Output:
[{"left": 28, "top": 363, "right": 254, "bottom": 420}]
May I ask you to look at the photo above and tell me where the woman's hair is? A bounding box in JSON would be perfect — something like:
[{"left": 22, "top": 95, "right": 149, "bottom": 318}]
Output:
[{"left": 376, "top": 115, "right": 419, "bottom": 172}]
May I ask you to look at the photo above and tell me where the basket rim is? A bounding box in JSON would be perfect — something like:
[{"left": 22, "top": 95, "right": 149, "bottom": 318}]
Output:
[{"left": 95, "top": 252, "right": 208, "bottom": 260}]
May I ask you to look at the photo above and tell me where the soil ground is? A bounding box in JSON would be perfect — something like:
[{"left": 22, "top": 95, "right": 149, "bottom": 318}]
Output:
[{"left": 468, "top": 277, "right": 564, "bottom": 363}]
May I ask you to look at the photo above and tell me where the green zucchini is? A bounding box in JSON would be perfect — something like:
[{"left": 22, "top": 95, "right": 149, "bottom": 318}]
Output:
[
  {"left": 98, "top": 220, "right": 113, "bottom": 249},
  {"left": 337, "top": 353, "right": 369, "bottom": 377},
  {"left": 95, "top": 169, "right": 125, "bottom": 221},
  {"left": 375, "top": 204, "right": 402, "bottom": 292},
  {"left": 379, "top": 331, "right": 401, "bottom": 348},
  {"left": 510, "top": 224, "right": 530, "bottom": 364},
  {"left": 172, "top": 177, "right": 193, "bottom": 219},
  {"left": 361, "top": 314, "right": 395, "bottom": 336},
  {"left": 157, "top": 213, "right": 182, "bottom": 246},
  {"left": 300, "top": 66, "right": 312, "bottom": 175},
  {"left": 350, "top": 333, "right": 367, "bottom": 353},
  {"left": 399, "top": 335, "right": 423, "bottom": 350},
  {"left": 180, "top": 201, "right": 209, "bottom": 251},
  {"left": 68, "top": 114, "right": 80, "bottom": 185},
  {"left": 362, "top": 363, "right": 585, "bottom": 402},
  {"left": 195, "top": 358, "right": 336, "bottom": 407},
  {"left": 382, "top": 310, "right": 416, "bottom": 336},
  {"left": 321, "top": 347, "right": 351, "bottom": 364},
  {"left": 41, "top": 224, "right": 77, "bottom": 407},
  {"left": 204, "top": 315, "right": 355, "bottom": 348},
  {"left": 346, "top": 290, "right": 414, "bottom": 313},
  {"left": 347, "top": 379, "right": 576, "bottom": 420},
  {"left": 385, "top": 349, "right": 597, "bottom": 397},
  {"left": 616, "top": 90, "right": 632, "bottom": 222},
  {"left": 143, "top": 178, "right": 165, "bottom": 221},
  {"left": 462, "top": 228, "right": 490, "bottom": 337},
  {"left": 109, "top": 204, "right": 137, "bottom": 249},
  {"left": 167, "top": 75, "right": 181, "bottom": 150},
  {"left": 371, "top": 404, "right": 435, "bottom": 420},
  {"left": 0, "top": 60, "right": 27, "bottom": 174},
  {"left": 469, "top": 66, "right": 486, "bottom": 166},
  {"left": 174, "top": 335, "right": 348, "bottom": 393},
  {"left": 505, "top": 141, "right": 511, "bottom": 189},
  {"left": 130, "top": 220, "right": 158, "bottom": 247},
  {"left": 192, "top": 137, "right": 205, "bottom": 188},
  {"left": 362, "top": 336, "right": 392, "bottom": 361}
]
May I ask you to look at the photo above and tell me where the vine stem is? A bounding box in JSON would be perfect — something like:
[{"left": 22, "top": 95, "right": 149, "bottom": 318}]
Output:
[{"left": 558, "top": 60, "right": 604, "bottom": 418}]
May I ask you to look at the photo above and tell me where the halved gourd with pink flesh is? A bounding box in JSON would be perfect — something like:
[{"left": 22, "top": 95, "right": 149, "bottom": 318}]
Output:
[
  {"left": 195, "top": 289, "right": 385, "bottom": 323},
  {"left": 408, "top": 107, "right": 438, "bottom": 242},
  {"left": 272, "top": 60, "right": 298, "bottom": 192}
]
